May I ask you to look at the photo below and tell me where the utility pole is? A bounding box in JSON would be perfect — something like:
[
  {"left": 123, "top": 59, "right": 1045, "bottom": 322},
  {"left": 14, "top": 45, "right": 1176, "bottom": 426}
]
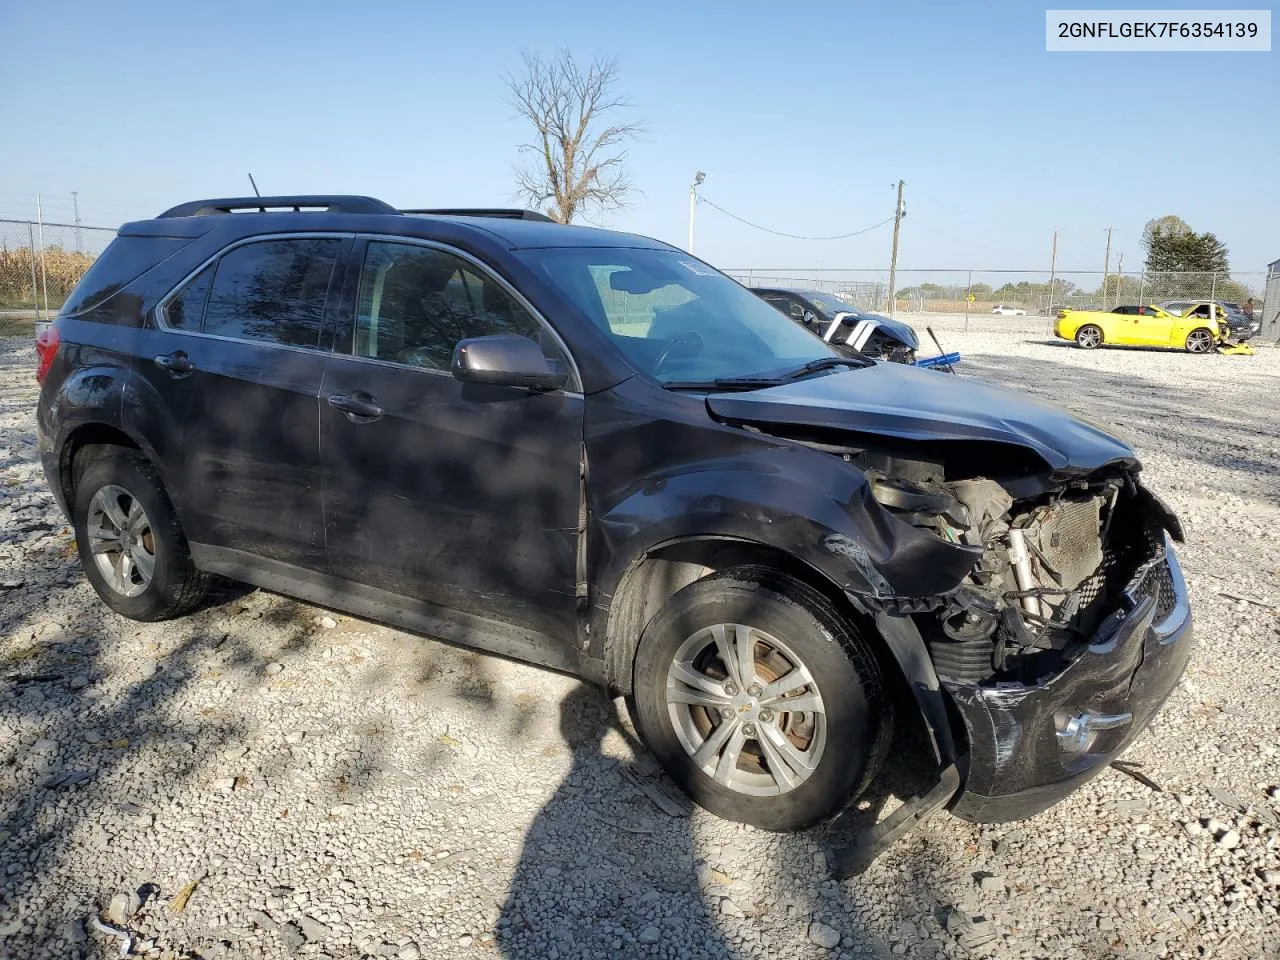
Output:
[
  {"left": 71, "top": 191, "right": 82, "bottom": 252},
  {"left": 1102, "top": 226, "right": 1113, "bottom": 309},
  {"left": 1048, "top": 230, "right": 1058, "bottom": 318},
  {"left": 688, "top": 171, "right": 705, "bottom": 254},
  {"left": 887, "top": 179, "right": 905, "bottom": 316}
]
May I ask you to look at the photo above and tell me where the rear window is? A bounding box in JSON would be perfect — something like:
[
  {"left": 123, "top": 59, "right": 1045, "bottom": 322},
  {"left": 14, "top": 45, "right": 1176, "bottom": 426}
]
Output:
[{"left": 61, "top": 235, "right": 192, "bottom": 317}]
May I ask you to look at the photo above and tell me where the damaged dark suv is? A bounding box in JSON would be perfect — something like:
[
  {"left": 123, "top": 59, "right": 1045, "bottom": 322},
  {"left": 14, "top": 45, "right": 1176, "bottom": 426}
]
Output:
[{"left": 36, "top": 196, "right": 1192, "bottom": 851}]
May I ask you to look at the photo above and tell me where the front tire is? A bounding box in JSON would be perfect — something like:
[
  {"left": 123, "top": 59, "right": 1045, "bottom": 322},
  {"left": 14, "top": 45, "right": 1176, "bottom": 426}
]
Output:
[
  {"left": 1185, "top": 328, "right": 1214, "bottom": 353},
  {"left": 1075, "top": 325, "right": 1103, "bottom": 349},
  {"left": 72, "top": 449, "right": 210, "bottom": 621},
  {"left": 631, "top": 569, "right": 890, "bottom": 831}
]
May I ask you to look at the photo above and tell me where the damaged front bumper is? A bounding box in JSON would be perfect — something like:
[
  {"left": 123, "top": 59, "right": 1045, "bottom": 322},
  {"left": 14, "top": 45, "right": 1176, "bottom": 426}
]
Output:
[{"left": 945, "top": 531, "right": 1192, "bottom": 822}]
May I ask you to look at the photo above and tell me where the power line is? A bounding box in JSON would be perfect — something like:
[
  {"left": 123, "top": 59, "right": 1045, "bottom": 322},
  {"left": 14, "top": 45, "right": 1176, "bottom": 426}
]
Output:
[{"left": 697, "top": 194, "right": 894, "bottom": 242}]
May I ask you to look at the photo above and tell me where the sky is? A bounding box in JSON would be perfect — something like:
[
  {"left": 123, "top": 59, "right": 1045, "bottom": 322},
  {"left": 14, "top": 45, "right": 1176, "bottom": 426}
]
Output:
[{"left": 0, "top": 0, "right": 1276, "bottom": 281}]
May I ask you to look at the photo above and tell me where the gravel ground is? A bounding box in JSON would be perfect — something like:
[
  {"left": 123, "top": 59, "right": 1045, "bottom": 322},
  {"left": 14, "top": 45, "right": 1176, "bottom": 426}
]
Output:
[{"left": 2, "top": 332, "right": 1279, "bottom": 960}]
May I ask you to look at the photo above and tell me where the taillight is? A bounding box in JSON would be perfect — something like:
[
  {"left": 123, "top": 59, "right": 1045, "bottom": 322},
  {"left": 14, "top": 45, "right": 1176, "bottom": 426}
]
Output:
[{"left": 35, "top": 325, "right": 60, "bottom": 384}]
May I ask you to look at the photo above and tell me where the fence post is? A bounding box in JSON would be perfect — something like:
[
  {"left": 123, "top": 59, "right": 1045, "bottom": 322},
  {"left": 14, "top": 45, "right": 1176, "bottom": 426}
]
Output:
[
  {"left": 1138, "top": 269, "right": 1145, "bottom": 308},
  {"left": 965, "top": 269, "right": 972, "bottom": 333},
  {"left": 36, "top": 195, "right": 50, "bottom": 317},
  {"left": 27, "top": 223, "right": 41, "bottom": 321},
  {"left": 1210, "top": 273, "right": 1217, "bottom": 302}
]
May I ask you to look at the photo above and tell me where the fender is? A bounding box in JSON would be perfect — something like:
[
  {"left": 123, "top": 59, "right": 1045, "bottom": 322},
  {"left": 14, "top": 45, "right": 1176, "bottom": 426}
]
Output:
[
  {"left": 41, "top": 329, "right": 188, "bottom": 523},
  {"left": 588, "top": 444, "right": 980, "bottom": 626}
]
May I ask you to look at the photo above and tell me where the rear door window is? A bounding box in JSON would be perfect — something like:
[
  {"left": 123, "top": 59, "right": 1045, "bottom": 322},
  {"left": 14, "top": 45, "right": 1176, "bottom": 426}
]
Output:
[{"left": 200, "top": 238, "right": 342, "bottom": 348}]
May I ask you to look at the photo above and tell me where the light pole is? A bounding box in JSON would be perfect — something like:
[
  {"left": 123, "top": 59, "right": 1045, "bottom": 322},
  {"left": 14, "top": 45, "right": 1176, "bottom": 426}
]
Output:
[{"left": 688, "top": 171, "right": 705, "bottom": 253}]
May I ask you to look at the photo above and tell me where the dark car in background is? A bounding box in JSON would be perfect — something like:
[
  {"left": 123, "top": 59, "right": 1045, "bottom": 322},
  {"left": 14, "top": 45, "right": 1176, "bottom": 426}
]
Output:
[
  {"left": 750, "top": 287, "right": 920, "bottom": 363},
  {"left": 1160, "top": 299, "right": 1260, "bottom": 342},
  {"left": 36, "top": 195, "right": 1191, "bottom": 847}
]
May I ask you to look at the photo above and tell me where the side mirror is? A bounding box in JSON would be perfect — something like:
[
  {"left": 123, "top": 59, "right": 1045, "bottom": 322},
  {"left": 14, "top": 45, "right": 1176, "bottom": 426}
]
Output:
[{"left": 451, "top": 334, "right": 568, "bottom": 391}]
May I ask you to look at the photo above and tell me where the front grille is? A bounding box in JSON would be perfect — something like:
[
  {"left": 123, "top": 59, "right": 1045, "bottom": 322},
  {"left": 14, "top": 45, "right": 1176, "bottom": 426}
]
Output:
[
  {"left": 1152, "top": 564, "right": 1177, "bottom": 620},
  {"left": 1132, "top": 555, "right": 1178, "bottom": 622}
]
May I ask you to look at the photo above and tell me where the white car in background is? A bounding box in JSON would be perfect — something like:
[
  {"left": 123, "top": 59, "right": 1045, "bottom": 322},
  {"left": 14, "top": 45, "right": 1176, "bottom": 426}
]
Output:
[{"left": 990, "top": 304, "right": 1027, "bottom": 317}]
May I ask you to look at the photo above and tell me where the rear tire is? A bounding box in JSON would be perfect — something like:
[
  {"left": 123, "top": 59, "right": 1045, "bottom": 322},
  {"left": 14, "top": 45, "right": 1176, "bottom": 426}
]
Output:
[
  {"left": 1075, "top": 325, "right": 1103, "bottom": 349},
  {"left": 1185, "top": 328, "right": 1214, "bottom": 354},
  {"left": 631, "top": 568, "right": 891, "bottom": 831},
  {"left": 72, "top": 450, "right": 210, "bottom": 621}
]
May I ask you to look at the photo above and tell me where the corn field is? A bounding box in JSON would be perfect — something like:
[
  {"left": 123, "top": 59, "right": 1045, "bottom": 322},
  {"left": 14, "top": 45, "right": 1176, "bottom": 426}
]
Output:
[{"left": 0, "top": 244, "right": 98, "bottom": 309}]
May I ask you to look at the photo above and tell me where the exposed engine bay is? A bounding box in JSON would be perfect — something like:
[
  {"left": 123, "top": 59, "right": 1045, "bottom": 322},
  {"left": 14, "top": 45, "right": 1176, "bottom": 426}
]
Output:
[{"left": 819, "top": 442, "right": 1173, "bottom": 684}]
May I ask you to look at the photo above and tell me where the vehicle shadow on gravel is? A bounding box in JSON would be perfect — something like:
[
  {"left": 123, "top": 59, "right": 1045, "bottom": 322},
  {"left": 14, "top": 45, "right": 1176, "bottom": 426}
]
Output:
[{"left": 497, "top": 684, "right": 961, "bottom": 960}]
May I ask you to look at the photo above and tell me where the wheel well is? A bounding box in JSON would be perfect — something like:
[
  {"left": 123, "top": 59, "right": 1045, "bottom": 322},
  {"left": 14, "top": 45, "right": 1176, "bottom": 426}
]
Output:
[
  {"left": 603, "top": 538, "right": 902, "bottom": 700},
  {"left": 60, "top": 424, "right": 141, "bottom": 505}
]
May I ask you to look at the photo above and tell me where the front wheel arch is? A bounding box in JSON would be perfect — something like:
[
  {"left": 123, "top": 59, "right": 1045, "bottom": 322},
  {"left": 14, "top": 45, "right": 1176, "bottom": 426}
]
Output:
[
  {"left": 603, "top": 538, "right": 957, "bottom": 766},
  {"left": 1184, "top": 327, "right": 1215, "bottom": 353},
  {"left": 629, "top": 567, "right": 893, "bottom": 828}
]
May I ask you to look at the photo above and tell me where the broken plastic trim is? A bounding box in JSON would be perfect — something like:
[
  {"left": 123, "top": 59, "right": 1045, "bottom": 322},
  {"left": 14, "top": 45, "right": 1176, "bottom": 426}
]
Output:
[{"left": 829, "top": 764, "right": 962, "bottom": 878}]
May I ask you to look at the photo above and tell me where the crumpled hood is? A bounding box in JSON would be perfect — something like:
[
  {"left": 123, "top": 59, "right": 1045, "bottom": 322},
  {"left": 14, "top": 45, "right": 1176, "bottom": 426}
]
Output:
[
  {"left": 858, "top": 312, "right": 919, "bottom": 349},
  {"left": 706, "top": 362, "right": 1137, "bottom": 474}
]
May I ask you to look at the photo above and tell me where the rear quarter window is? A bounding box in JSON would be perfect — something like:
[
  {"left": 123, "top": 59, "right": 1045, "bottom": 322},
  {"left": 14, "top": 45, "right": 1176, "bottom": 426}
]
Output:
[{"left": 61, "top": 235, "right": 193, "bottom": 318}]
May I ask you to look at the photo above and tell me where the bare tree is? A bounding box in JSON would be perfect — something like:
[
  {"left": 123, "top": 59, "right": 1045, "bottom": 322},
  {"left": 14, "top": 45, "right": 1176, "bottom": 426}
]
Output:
[{"left": 505, "top": 50, "right": 643, "bottom": 224}]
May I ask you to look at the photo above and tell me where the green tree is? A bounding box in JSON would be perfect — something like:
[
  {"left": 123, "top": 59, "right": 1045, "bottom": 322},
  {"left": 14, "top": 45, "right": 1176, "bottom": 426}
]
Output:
[{"left": 1141, "top": 215, "right": 1232, "bottom": 275}]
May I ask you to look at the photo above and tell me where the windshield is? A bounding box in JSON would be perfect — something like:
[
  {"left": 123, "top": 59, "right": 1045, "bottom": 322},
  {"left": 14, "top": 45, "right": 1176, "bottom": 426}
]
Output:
[
  {"left": 520, "top": 247, "right": 837, "bottom": 382},
  {"left": 802, "top": 291, "right": 859, "bottom": 318}
]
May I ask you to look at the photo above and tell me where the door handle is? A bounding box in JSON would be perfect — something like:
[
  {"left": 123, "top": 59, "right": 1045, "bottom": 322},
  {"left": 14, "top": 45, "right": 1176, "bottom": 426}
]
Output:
[
  {"left": 154, "top": 352, "right": 194, "bottom": 376},
  {"left": 328, "top": 392, "right": 383, "bottom": 422}
]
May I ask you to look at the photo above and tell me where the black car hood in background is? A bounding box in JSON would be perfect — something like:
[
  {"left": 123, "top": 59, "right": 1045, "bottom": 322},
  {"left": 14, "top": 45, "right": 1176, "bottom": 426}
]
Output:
[
  {"left": 852, "top": 311, "right": 919, "bottom": 349},
  {"left": 705, "top": 362, "right": 1136, "bottom": 474}
]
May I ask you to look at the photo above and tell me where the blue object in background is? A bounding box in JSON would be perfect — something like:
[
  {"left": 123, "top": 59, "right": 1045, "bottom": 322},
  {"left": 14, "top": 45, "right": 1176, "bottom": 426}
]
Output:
[{"left": 915, "top": 352, "right": 962, "bottom": 369}]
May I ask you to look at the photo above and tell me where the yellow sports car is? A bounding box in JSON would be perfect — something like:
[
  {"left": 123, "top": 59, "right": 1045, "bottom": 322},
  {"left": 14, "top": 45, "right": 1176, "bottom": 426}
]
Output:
[{"left": 1054, "top": 303, "right": 1225, "bottom": 353}]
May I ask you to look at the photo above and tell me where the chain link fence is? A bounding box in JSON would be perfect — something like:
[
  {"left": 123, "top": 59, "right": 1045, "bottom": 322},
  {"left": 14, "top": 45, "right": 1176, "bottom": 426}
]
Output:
[
  {"left": 727, "top": 267, "right": 1272, "bottom": 340},
  {"left": 0, "top": 219, "right": 116, "bottom": 322}
]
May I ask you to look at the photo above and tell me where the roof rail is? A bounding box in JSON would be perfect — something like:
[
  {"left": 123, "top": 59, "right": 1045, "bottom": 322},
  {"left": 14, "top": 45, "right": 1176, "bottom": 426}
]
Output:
[
  {"left": 403, "top": 208, "right": 557, "bottom": 223},
  {"left": 157, "top": 195, "right": 399, "bottom": 218}
]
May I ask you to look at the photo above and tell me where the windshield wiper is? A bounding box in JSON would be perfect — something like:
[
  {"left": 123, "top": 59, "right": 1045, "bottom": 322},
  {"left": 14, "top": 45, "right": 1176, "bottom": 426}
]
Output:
[
  {"left": 663, "top": 375, "right": 788, "bottom": 391},
  {"left": 783, "top": 355, "right": 874, "bottom": 378},
  {"left": 663, "top": 356, "right": 873, "bottom": 392}
]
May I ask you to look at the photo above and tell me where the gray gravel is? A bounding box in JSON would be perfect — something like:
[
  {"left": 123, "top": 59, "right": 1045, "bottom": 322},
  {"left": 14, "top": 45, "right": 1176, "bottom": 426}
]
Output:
[{"left": 2, "top": 332, "right": 1279, "bottom": 959}]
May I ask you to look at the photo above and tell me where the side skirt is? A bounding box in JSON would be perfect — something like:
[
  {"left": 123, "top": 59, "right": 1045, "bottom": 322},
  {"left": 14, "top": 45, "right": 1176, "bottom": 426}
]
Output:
[{"left": 190, "top": 543, "right": 585, "bottom": 677}]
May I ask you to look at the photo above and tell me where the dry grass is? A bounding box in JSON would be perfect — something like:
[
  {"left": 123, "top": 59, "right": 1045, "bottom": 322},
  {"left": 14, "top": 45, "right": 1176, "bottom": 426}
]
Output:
[{"left": 0, "top": 245, "right": 95, "bottom": 310}]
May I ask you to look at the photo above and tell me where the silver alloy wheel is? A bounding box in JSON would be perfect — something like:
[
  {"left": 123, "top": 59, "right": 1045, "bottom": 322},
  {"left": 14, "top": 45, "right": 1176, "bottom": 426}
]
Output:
[
  {"left": 1186, "top": 329, "right": 1214, "bottom": 353},
  {"left": 665, "top": 623, "right": 827, "bottom": 797},
  {"left": 1077, "top": 326, "right": 1101, "bottom": 348},
  {"left": 86, "top": 484, "right": 156, "bottom": 598}
]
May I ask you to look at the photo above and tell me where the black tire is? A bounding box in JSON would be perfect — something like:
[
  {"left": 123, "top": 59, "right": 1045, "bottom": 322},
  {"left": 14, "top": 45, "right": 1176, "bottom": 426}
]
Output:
[
  {"left": 1075, "top": 325, "right": 1103, "bottom": 349},
  {"left": 72, "top": 449, "right": 210, "bottom": 621},
  {"left": 1184, "top": 327, "right": 1214, "bottom": 354},
  {"left": 631, "top": 568, "right": 891, "bottom": 831}
]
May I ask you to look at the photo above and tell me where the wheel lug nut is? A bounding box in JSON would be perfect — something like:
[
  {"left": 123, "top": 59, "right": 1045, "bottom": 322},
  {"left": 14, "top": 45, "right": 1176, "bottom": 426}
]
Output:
[
  {"left": 724, "top": 683, "right": 738, "bottom": 696},
  {"left": 747, "top": 683, "right": 762, "bottom": 697},
  {"left": 720, "top": 707, "right": 734, "bottom": 720},
  {"left": 759, "top": 710, "right": 774, "bottom": 723},
  {"left": 743, "top": 723, "right": 757, "bottom": 737}
]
